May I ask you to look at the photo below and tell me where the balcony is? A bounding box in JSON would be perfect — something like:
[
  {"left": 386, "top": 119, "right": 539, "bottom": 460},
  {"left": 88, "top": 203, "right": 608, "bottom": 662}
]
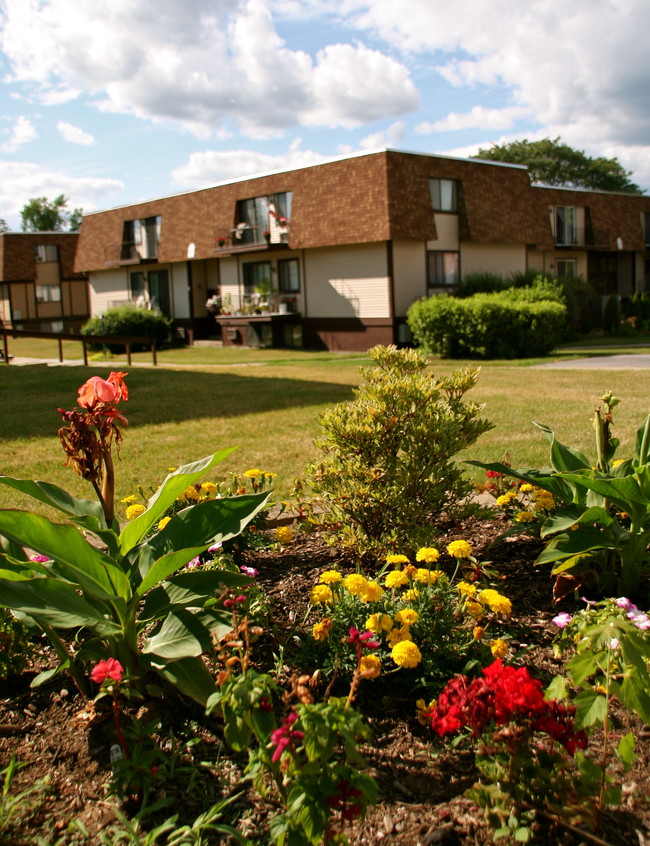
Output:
[
  {"left": 104, "top": 242, "right": 159, "bottom": 267},
  {"left": 554, "top": 227, "right": 610, "bottom": 249},
  {"left": 214, "top": 222, "right": 289, "bottom": 255}
]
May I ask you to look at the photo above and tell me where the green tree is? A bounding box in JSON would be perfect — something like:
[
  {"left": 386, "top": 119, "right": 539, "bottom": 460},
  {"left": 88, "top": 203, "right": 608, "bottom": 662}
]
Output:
[
  {"left": 473, "top": 137, "right": 642, "bottom": 194},
  {"left": 20, "top": 195, "right": 83, "bottom": 232},
  {"left": 0, "top": 219, "right": 10, "bottom": 233}
]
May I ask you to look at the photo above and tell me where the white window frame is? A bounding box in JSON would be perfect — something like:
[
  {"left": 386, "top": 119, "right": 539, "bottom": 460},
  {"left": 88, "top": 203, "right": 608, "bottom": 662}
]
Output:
[{"left": 429, "top": 178, "right": 457, "bottom": 212}]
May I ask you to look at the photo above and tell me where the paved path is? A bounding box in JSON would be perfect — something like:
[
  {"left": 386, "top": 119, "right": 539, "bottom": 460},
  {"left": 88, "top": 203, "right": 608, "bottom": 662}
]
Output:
[{"left": 533, "top": 354, "right": 650, "bottom": 369}]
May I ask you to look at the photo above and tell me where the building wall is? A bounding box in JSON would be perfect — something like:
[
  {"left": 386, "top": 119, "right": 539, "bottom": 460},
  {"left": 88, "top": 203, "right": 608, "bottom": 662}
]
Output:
[
  {"left": 89, "top": 268, "right": 129, "bottom": 314},
  {"left": 427, "top": 214, "right": 459, "bottom": 250},
  {"left": 304, "top": 243, "right": 389, "bottom": 318},
  {"left": 392, "top": 241, "right": 426, "bottom": 316},
  {"left": 170, "top": 263, "right": 189, "bottom": 318},
  {"left": 460, "top": 243, "right": 527, "bottom": 277}
]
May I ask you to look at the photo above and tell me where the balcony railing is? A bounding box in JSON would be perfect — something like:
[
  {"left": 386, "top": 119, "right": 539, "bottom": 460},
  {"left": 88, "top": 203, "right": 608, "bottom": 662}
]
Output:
[
  {"left": 104, "top": 242, "right": 159, "bottom": 266},
  {"left": 214, "top": 223, "right": 289, "bottom": 253},
  {"left": 554, "top": 227, "right": 610, "bottom": 248}
]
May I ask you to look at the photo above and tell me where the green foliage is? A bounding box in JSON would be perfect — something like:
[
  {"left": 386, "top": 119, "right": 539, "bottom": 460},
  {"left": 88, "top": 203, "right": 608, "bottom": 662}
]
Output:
[
  {"left": 306, "top": 345, "right": 493, "bottom": 556},
  {"left": 407, "top": 288, "right": 567, "bottom": 359},
  {"left": 473, "top": 137, "right": 641, "bottom": 193},
  {"left": 20, "top": 194, "right": 82, "bottom": 232},
  {"left": 0, "top": 756, "right": 50, "bottom": 841},
  {"left": 0, "top": 452, "right": 269, "bottom": 704},
  {"left": 456, "top": 271, "right": 506, "bottom": 298},
  {"left": 0, "top": 606, "right": 32, "bottom": 679},
  {"left": 603, "top": 294, "right": 622, "bottom": 334},
  {"left": 468, "top": 392, "right": 650, "bottom": 599},
  {"left": 81, "top": 305, "right": 173, "bottom": 353}
]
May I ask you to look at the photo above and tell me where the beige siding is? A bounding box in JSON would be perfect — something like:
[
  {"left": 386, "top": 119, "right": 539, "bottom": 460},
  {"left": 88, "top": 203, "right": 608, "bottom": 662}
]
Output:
[
  {"left": 460, "top": 243, "right": 526, "bottom": 277},
  {"left": 170, "top": 263, "right": 190, "bottom": 318},
  {"left": 219, "top": 258, "right": 241, "bottom": 311},
  {"left": 427, "top": 214, "right": 459, "bottom": 250},
  {"left": 35, "top": 263, "right": 60, "bottom": 285},
  {"left": 89, "top": 269, "right": 129, "bottom": 315},
  {"left": 304, "top": 244, "right": 389, "bottom": 318},
  {"left": 392, "top": 241, "right": 427, "bottom": 316}
]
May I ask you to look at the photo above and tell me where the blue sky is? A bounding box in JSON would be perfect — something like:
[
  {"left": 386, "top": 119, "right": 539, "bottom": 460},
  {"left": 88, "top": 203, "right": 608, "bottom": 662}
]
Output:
[{"left": 1, "top": 0, "right": 649, "bottom": 229}]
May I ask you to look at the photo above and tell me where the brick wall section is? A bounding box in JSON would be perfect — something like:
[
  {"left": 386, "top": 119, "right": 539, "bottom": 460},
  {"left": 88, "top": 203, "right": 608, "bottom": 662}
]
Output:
[
  {"left": 75, "top": 150, "right": 650, "bottom": 273},
  {"left": 0, "top": 233, "right": 85, "bottom": 281},
  {"left": 531, "top": 186, "right": 650, "bottom": 250}
]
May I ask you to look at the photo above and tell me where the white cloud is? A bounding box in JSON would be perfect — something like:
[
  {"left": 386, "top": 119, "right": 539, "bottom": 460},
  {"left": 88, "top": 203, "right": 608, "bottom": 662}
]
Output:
[
  {"left": 416, "top": 106, "right": 530, "bottom": 134},
  {"left": 0, "top": 0, "right": 418, "bottom": 137},
  {"left": 57, "top": 121, "right": 96, "bottom": 145},
  {"left": 0, "top": 160, "right": 123, "bottom": 226},
  {"left": 360, "top": 120, "right": 407, "bottom": 148},
  {"left": 171, "top": 141, "right": 329, "bottom": 187},
  {"left": 0, "top": 116, "right": 37, "bottom": 153}
]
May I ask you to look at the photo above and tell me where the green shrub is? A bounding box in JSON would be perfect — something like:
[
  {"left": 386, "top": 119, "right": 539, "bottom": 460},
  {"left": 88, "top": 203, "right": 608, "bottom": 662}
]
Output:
[
  {"left": 305, "top": 345, "right": 493, "bottom": 556},
  {"left": 603, "top": 294, "right": 621, "bottom": 334},
  {"left": 456, "top": 272, "right": 506, "bottom": 298},
  {"left": 81, "top": 305, "right": 172, "bottom": 353},
  {"left": 407, "top": 288, "right": 567, "bottom": 359}
]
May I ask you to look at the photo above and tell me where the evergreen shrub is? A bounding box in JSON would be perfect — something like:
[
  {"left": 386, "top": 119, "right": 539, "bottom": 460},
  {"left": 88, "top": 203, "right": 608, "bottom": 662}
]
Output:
[{"left": 81, "top": 305, "right": 173, "bottom": 353}]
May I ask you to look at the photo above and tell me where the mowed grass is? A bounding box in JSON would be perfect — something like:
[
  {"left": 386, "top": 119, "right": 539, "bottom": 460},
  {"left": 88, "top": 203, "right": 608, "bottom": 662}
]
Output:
[{"left": 2, "top": 350, "right": 650, "bottom": 520}]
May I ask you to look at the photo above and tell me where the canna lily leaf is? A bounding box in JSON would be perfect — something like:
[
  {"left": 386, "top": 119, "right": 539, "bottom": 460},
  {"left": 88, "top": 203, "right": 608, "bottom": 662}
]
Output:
[
  {"left": 143, "top": 609, "right": 231, "bottom": 660},
  {"left": 150, "top": 655, "right": 217, "bottom": 706},
  {"left": 139, "top": 569, "right": 250, "bottom": 622}
]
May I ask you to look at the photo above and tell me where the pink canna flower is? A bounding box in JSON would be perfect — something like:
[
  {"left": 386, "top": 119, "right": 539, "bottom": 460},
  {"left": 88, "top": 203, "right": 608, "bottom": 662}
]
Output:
[{"left": 91, "top": 658, "right": 124, "bottom": 684}]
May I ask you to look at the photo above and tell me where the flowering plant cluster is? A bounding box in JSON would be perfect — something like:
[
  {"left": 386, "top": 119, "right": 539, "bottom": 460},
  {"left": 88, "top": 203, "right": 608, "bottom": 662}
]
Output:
[
  {"left": 307, "top": 540, "right": 513, "bottom": 686},
  {"left": 475, "top": 469, "right": 556, "bottom": 533}
]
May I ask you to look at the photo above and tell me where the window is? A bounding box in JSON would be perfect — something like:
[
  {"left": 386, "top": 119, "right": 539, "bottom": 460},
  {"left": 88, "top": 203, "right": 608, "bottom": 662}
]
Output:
[
  {"left": 555, "top": 259, "right": 577, "bottom": 279},
  {"left": 278, "top": 258, "right": 300, "bottom": 293},
  {"left": 35, "top": 283, "right": 61, "bottom": 303},
  {"left": 34, "top": 245, "right": 59, "bottom": 263},
  {"left": 243, "top": 261, "right": 272, "bottom": 296},
  {"left": 427, "top": 251, "right": 459, "bottom": 289},
  {"left": 122, "top": 215, "right": 161, "bottom": 260},
  {"left": 555, "top": 206, "right": 577, "bottom": 246},
  {"left": 129, "top": 269, "right": 170, "bottom": 315},
  {"left": 429, "top": 178, "right": 457, "bottom": 212},
  {"left": 235, "top": 192, "right": 292, "bottom": 244}
]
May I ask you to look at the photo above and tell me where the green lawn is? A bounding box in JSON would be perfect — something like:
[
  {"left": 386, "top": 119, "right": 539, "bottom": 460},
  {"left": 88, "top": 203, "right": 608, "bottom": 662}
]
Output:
[{"left": 2, "top": 349, "right": 650, "bottom": 520}]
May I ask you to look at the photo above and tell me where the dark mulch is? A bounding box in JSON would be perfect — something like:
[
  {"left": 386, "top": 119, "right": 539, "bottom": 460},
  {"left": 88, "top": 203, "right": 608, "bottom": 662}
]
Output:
[{"left": 1, "top": 520, "right": 649, "bottom": 845}]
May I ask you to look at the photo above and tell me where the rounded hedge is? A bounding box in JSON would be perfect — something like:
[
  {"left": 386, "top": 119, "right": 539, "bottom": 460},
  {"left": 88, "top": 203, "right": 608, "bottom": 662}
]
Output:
[
  {"left": 81, "top": 305, "right": 172, "bottom": 353},
  {"left": 407, "top": 291, "right": 567, "bottom": 359}
]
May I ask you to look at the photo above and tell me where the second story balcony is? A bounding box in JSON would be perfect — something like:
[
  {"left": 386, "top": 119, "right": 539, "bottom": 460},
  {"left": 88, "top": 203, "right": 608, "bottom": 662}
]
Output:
[
  {"left": 214, "top": 222, "right": 290, "bottom": 254},
  {"left": 554, "top": 227, "right": 610, "bottom": 248}
]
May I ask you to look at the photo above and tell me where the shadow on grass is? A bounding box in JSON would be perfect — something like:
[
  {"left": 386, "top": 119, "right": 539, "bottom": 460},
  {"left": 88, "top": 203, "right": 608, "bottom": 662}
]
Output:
[{"left": 1, "top": 365, "right": 354, "bottom": 440}]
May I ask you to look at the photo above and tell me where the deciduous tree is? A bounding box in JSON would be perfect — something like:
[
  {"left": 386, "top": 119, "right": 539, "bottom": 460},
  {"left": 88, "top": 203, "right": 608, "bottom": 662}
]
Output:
[{"left": 20, "top": 194, "right": 83, "bottom": 232}]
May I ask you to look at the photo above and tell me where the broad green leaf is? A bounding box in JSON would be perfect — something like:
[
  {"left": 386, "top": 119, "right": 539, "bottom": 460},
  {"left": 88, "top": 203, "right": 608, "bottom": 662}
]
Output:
[
  {"left": 537, "top": 524, "right": 623, "bottom": 565},
  {"left": 574, "top": 690, "right": 607, "bottom": 727},
  {"left": 31, "top": 661, "right": 69, "bottom": 688},
  {"left": 143, "top": 609, "right": 230, "bottom": 659},
  {"left": 0, "top": 575, "right": 121, "bottom": 635},
  {"left": 135, "top": 547, "right": 207, "bottom": 598},
  {"left": 539, "top": 505, "right": 587, "bottom": 538},
  {"left": 534, "top": 421, "right": 592, "bottom": 472},
  {"left": 567, "top": 650, "right": 599, "bottom": 685},
  {"left": 634, "top": 413, "right": 650, "bottom": 465},
  {"left": 544, "top": 675, "right": 567, "bottom": 701},
  {"left": 139, "top": 569, "right": 250, "bottom": 622},
  {"left": 150, "top": 655, "right": 216, "bottom": 706},
  {"left": 0, "top": 511, "right": 130, "bottom": 602},
  {"left": 0, "top": 475, "right": 107, "bottom": 527},
  {"left": 619, "top": 676, "right": 650, "bottom": 724},
  {"left": 616, "top": 732, "right": 636, "bottom": 768},
  {"left": 557, "top": 472, "right": 647, "bottom": 513},
  {"left": 118, "top": 450, "right": 237, "bottom": 553}
]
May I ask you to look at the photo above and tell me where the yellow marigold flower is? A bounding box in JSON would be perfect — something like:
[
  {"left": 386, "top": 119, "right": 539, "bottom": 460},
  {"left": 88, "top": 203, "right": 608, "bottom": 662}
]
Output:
[
  {"left": 312, "top": 618, "right": 333, "bottom": 641},
  {"left": 275, "top": 526, "right": 294, "bottom": 544},
  {"left": 395, "top": 608, "right": 419, "bottom": 626},
  {"left": 391, "top": 640, "right": 422, "bottom": 668},
  {"left": 157, "top": 516, "right": 171, "bottom": 531},
  {"left": 478, "top": 589, "right": 512, "bottom": 617},
  {"left": 447, "top": 540, "right": 473, "bottom": 559},
  {"left": 201, "top": 481, "right": 217, "bottom": 494},
  {"left": 416, "top": 698, "right": 436, "bottom": 725},
  {"left": 534, "top": 496, "right": 556, "bottom": 511},
  {"left": 387, "top": 626, "right": 413, "bottom": 647},
  {"left": 168, "top": 466, "right": 177, "bottom": 473},
  {"left": 516, "top": 511, "right": 535, "bottom": 523},
  {"left": 386, "top": 553, "right": 409, "bottom": 565},
  {"left": 403, "top": 588, "right": 420, "bottom": 601},
  {"left": 344, "top": 574, "right": 370, "bottom": 597},
  {"left": 366, "top": 613, "right": 393, "bottom": 633},
  {"left": 125, "top": 503, "right": 146, "bottom": 520},
  {"left": 496, "top": 492, "right": 517, "bottom": 508},
  {"left": 520, "top": 483, "right": 534, "bottom": 493},
  {"left": 359, "top": 654, "right": 382, "bottom": 679},
  {"left": 319, "top": 570, "right": 342, "bottom": 584},
  {"left": 180, "top": 486, "right": 201, "bottom": 502},
  {"left": 310, "top": 584, "right": 333, "bottom": 604},
  {"left": 472, "top": 626, "right": 485, "bottom": 640},
  {"left": 402, "top": 564, "right": 417, "bottom": 579},
  {"left": 243, "top": 468, "right": 262, "bottom": 478},
  {"left": 416, "top": 547, "right": 440, "bottom": 564},
  {"left": 361, "top": 580, "right": 384, "bottom": 602},
  {"left": 490, "top": 638, "right": 509, "bottom": 659},
  {"left": 456, "top": 580, "right": 477, "bottom": 598},
  {"left": 385, "top": 570, "right": 409, "bottom": 589},
  {"left": 466, "top": 600, "right": 485, "bottom": 620},
  {"left": 120, "top": 494, "right": 137, "bottom": 503},
  {"left": 612, "top": 459, "right": 624, "bottom": 468}
]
